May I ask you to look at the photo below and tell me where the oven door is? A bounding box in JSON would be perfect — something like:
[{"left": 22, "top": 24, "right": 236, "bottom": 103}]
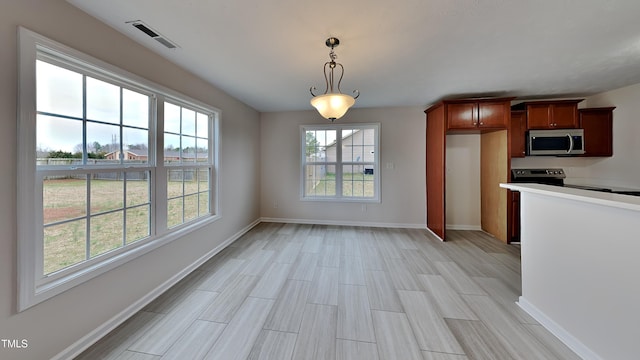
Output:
[{"left": 527, "top": 129, "right": 585, "bottom": 155}]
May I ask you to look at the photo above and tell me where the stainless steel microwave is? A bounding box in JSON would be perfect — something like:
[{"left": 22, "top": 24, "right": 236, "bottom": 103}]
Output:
[{"left": 527, "top": 129, "right": 585, "bottom": 156}]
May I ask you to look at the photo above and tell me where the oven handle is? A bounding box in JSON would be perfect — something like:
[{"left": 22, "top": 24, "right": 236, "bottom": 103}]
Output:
[{"left": 567, "top": 133, "right": 574, "bottom": 153}]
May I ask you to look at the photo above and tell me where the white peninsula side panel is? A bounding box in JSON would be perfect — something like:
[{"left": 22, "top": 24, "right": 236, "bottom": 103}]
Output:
[{"left": 501, "top": 183, "right": 640, "bottom": 360}]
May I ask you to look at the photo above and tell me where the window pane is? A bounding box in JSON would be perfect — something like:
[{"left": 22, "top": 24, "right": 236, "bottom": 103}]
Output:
[
  {"left": 182, "top": 108, "right": 196, "bottom": 136},
  {"left": 90, "top": 173, "right": 124, "bottom": 214},
  {"left": 182, "top": 136, "right": 196, "bottom": 163},
  {"left": 342, "top": 165, "right": 355, "bottom": 197},
  {"left": 364, "top": 145, "right": 375, "bottom": 161},
  {"left": 90, "top": 211, "right": 124, "bottom": 258},
  {"left": 167, "top": 198, "right": 183, "bottom": 228},
  {"left": 198, "top": 169, "right": 209, "bottom": 192},
  {"left": 305, "top": 164, "right": 335, "bottom": 196},
  {"left": 196, "top": 138, "right": 208, "bottom": 162},
  {"left": 164, "top": 133, "right": 181, "bottom": 163},
  {"left": 363, "top": 128, "right": 375, "bottom": 145},
  {"left": 36, "top": 114, "right": 83, "bottom": 156},
  {"left": 184, "top": 168, "right": 197, "bottom": 195},
  {"left": 126, "top": 205, "right": 149, "bottom": 244},
  {"left": 323, "top": 131, "right": 338, "bottom": 162},
  {"left": 126, "top": 172, "right": 150, "bottom": 207},
  {"left": 87, "top": 122, "right": 120, "bottom": 159},
  {"left": 343, "top": 165, "right": 374, "bottom": 197},
  {"left": 167, "top": 169, "right": 183, "bottom": 198},
  {"left": 164, "top": 102, "right": 181, "bottom": 133},
  {"left": 122, "top": 88, "right": 149, "bottom": 128},
  {"left": 184, "top": 194, "right": 198, "bottom": 222},
  {"left": 36, "top": 60, "right": 83, "bottom": 118},
  {"left": 196, "top": 112, "right": 208, "bottom": 138},
  {"left": 43, "top": 177, "right": 87, "bottom": 224},
  {"left": 199, "top": 191, "right": 209, "bottom": 216},
  {"left": 44, "top": 219, "right": 86, "bottom": 275},
  {"left": 86, "top": 77, "right": 120, "bottom": 124},
  {"left": 123, "top": 128, "right": 148, "bottom": 163}
]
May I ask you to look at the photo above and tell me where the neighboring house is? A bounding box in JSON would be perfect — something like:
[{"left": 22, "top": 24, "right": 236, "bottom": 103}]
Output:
[
  {"left": 105, "top": 149, "right": 150, "bottom": 161},
  {"left": 324, "top": 128, "right": 376, "bottom": 173},
  {"left": 105, "top": 149, "right": 205, "bottom": 162}
]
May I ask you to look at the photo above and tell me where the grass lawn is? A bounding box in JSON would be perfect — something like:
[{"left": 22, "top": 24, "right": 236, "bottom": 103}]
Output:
[
  {"left": 41, "top": 176, "right": 210, "bottom": 275},
  {"left": 306, "top": 172, "right": 375, "bottom": 197}
]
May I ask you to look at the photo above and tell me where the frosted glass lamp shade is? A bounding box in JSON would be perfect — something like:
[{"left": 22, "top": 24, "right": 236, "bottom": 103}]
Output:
[{"left": 310, "top": 93, "right": 356, "bottom": 121}]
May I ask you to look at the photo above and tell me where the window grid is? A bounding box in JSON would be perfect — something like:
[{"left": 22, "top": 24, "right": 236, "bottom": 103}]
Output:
[
  {"left": 301, "top": 124, "right": 379, "bottom": 201},
  {"left": 19, "top": 28, "right": 219, "bottom": 310},
  {"left": 164, "top": 102, "right": 212, "bottom": 228}
]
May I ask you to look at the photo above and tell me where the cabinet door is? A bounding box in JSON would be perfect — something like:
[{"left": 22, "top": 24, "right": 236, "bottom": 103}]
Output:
[
  {"left": 478, "top": 101, "right": 508, "bottom": 128},
  {"left": 510, "top": 111, "right": 526, "bottom": 157},
  {"left": 552, "top": 103, "right": 579, "bottom": 128},
  {"left": 426, "top": 105, "right": 446, "bottom": 240},
  {"left": 580, "top": 108, "right": 614, "bottom": 156},
  {"left": 447, "top": 102, "right": 478, "bottom": 130},
  {"left": 526, "top": 104, "right": 552, "bottom": 129}
]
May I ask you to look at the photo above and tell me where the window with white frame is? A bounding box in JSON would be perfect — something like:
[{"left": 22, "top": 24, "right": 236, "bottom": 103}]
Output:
[
  {"left": 17, "top": 28, "right": 219, "bottom": 310},
  {"left": 301, "top": 124, "right": 380, "bottom": 201}
]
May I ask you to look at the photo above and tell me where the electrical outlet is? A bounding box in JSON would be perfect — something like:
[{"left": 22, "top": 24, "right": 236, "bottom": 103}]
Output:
[
  {"left": 273, "top": 200, "right": 278, "bottom": 209},
  {"left": 361, "top": 204, "right": 367, "bottom": 212}
]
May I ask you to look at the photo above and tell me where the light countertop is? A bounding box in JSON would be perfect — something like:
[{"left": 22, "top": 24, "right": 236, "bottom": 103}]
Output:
[{"left": 500, "top": 183, "right": 640, "bottom": 212}]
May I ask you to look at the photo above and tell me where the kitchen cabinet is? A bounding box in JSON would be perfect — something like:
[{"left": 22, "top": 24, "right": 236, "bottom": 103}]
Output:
[
  {"left": 513, "top": 100, "right": 582, "bottom": 129},
  {"left": 579, "top": 107, "right": 614, "bottom": 157},
  {"left": 509, "top": 110, "right": 526, "bottom": 158},
  {"left": 425, "top": 97, "right": 513, "bottom": 242},
  {"left": 446, "top": 99, "right": 511, "bottom": 130},
  {"left": 426, "top": 103, "right": 446, "bottom": 240}
]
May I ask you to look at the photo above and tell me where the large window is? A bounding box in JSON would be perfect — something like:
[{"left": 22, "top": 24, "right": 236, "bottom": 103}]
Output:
[
  {"left": 301, "top": 124, "right": 380, "bottom": 201},
  {"left": 18, "top": 28, "right": 219, "bottom": 310}
]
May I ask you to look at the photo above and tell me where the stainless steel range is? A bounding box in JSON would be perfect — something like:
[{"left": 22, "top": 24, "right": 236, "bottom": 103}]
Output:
[{"left": 511, "top": 168, "right": 566, "bottom": 186}]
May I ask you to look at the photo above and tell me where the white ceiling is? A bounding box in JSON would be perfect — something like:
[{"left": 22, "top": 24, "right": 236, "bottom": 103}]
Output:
[{"left": 67, "top": 0, "right": 640, "bottom": 112}]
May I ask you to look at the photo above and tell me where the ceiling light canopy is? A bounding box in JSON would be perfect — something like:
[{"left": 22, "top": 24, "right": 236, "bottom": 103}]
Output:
[{"left": 310, "top": 37, "right": 359, "bottom": 121}]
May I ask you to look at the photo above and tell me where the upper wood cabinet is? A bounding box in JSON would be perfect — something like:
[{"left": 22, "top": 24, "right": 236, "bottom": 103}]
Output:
[
  {"left": 446, "top": 99, "right": 512, "bottom": 131},
  {"left": 579, "top": 107, "right": 615, "bottom": 157},
  {"left": 509, "top": 110, "right": 526, "bottom": 158},
  {"left": 513, "top": 100, "right": 583, "bottom": 129}
]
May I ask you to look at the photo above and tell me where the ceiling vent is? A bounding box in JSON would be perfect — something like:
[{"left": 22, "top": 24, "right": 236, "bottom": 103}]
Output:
[{"left": 126, "top": 20, "right": 179, "bottom": 49}]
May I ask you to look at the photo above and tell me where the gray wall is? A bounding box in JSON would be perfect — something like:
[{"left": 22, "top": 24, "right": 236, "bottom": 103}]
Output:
[
  {"left": 0, "top": 1, "right": 261, "bottom": 359},
  {"left": 260, "top": 106, "right": 426, "bottom": 227}
]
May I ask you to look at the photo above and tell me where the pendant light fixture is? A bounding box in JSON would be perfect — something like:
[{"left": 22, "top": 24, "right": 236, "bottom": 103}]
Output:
[{"left": 310, "top": 37, "right": 359, "bottom": 121}]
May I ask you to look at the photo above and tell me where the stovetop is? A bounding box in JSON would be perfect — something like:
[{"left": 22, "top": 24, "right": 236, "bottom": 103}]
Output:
[{"left": 511, "top": 168, "right": 640, "bottom": 197}]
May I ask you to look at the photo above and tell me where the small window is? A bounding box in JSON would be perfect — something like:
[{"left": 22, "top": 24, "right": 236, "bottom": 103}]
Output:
[{"left": 301, "top": 124, "right": 380, "bottom": 201}]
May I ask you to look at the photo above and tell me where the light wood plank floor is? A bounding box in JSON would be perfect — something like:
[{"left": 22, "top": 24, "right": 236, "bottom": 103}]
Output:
[{"left": 75, "top": 223, "right": 580, "bottom": 360}]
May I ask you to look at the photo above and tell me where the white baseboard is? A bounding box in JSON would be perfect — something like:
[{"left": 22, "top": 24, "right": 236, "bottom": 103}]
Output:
[
  {"left": 517, "top": 296, "right": 602, "bottom": 360},
  {"left": 53, "top": 218, "right": 261, "bottom": 360},
  {"left": 260, "top": 217, "right": 426, "bottom": 229}
]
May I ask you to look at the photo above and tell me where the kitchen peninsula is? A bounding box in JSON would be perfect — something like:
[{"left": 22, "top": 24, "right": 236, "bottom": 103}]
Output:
[{"left": 500, "top": 183, "right": 640, "bottom": 360}]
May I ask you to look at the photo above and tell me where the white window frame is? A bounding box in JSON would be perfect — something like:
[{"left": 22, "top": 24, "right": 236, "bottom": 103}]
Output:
[
  {"left": 300, "top": 123, "right": 380, "bottom": 202},
  {"left": 17, "top": 27, "right": 220, "bottom": 311}
]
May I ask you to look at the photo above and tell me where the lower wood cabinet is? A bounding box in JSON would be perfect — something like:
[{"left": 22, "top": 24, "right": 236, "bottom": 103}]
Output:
[{"left": 509, "top": 190, "right": 520, "bottom": 242}]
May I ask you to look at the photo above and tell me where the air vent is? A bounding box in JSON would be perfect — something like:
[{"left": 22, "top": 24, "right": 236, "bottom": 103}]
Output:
[
  {"left": 126, "top": 20, "right": 179, "bottom": 49},
  {"left": 154, "top": 37, "right": 177, "bottom": 49}
]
